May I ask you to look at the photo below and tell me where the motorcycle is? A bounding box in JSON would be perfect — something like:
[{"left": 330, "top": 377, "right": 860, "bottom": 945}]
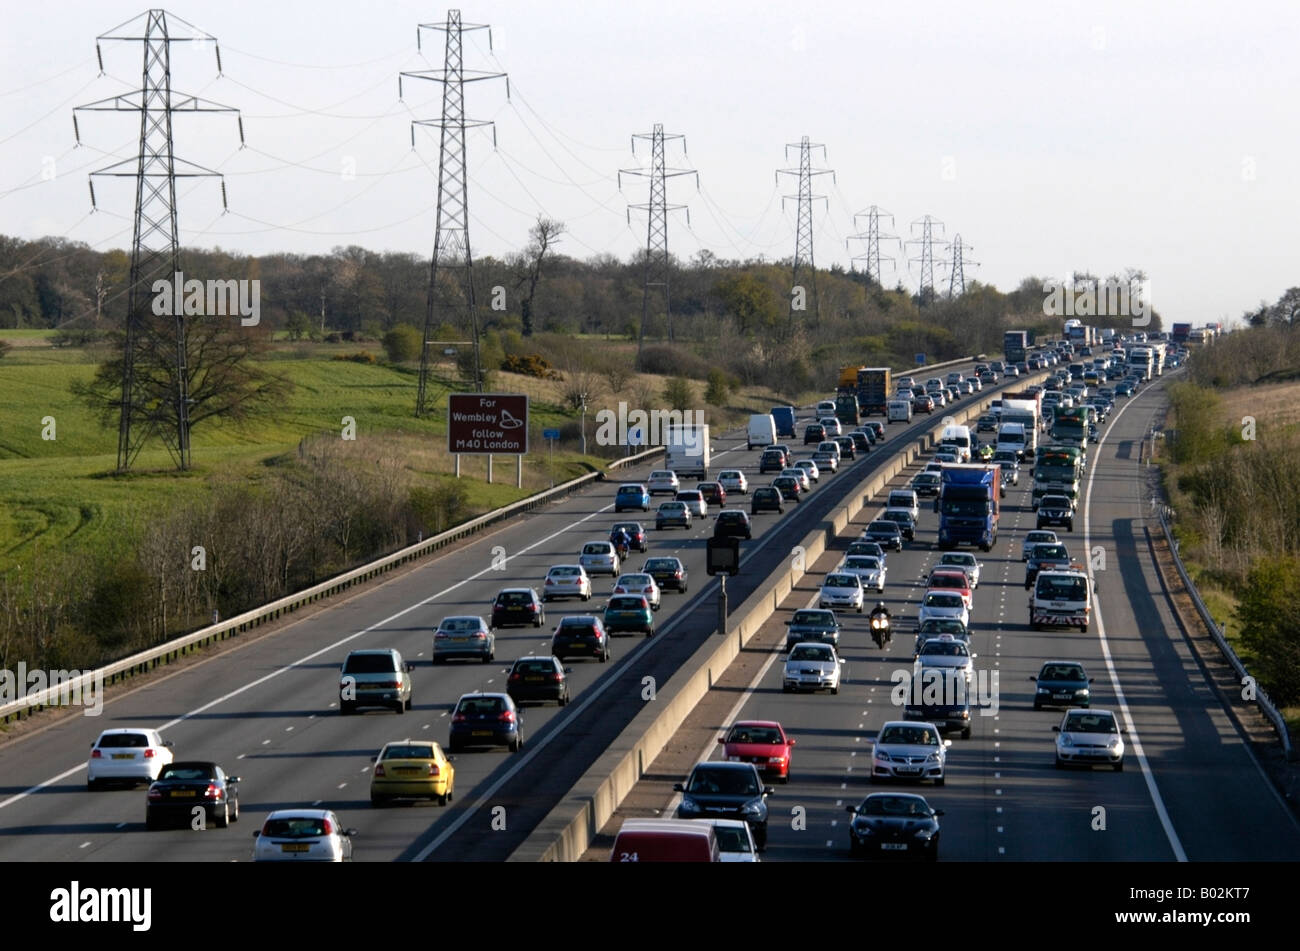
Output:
[
  {"left": 870, "top": 612, "right": 892, "bottom": 648},
  {"left": 612, "top": 537, "right": 631, "bottom": 561}
]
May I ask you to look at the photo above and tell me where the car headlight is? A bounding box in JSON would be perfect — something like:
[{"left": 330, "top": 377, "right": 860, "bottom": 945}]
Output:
[
  {"left": 727, "top": 755, "right": 742, "bottom": 762},
  {"left": 742, "top": 801, "right": 764, "bottom": 817},
  {"left": 679, "top": 797, "right": 702, "bottom": 814},
  {"left": 1059, "top": 734, "right": 1074, "bottom": 747},
  {"left": 1076, "top": 689, "right": 1090, "bottom": 697},
  {"left": 926, "top": 752, "right": 941, "bottom": 762},
  {"left": 1108, "top": 737, "right": 1122, "bottom": 750},
  {"left": 913, "top": 828, "right": 935, "bottom": 840},
  {"left": 1036, "top": 687, "right": 1049, "bottom": 694},
  {"left": 876, "top": 751, "right": 892, "bottom": 762},
  {"left": 768, "top": 756, "right": 786, "bottom": 764}
]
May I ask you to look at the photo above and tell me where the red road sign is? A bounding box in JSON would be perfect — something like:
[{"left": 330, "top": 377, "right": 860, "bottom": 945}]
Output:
[{"left": 447, "top": 393, "right": 529, "bottom": 454}]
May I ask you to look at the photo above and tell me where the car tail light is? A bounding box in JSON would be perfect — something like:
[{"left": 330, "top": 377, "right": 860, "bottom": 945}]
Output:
[
  {"left": 204, "top": 783, "right": 221, "bottom": 799},
  {"left": 143, "top": 748, "right": 156, "bottom": 758},
  {"left": 499, "top": 710, "right": 516, "bottom": 723},
  {"left": 435, "top": 632, "right": 448, "bottom": 639},
  {"left": 674, "top": 571, "right": 683, "bottom": 579},
  {"left": 545, "top": 578, "right": 554, "bottom": 585},
  {"left": 91, "top": 749, "right": 102, "bottom": 758},
  {"left": 452, "top": 713, "right": 467, "bottom": 723},
  {"left": 551, "top": 673, "right": 563, "bottom": 682},
  {"left": 147, "top": 787, "right": 162, "bottom": 801},
  {"left": 322, "top": 818, "right": 335, "bottom": 835},
  {"left": 642, "top": 587, "right": 652, "bottom": 593},
  {"left": 475, "top": 632, "right": 487, "bottom": 639},
  {"left": 428, "top": 763, "right": 440, "bottom": 777},
  {"left": 261, "top": 822, "right": 274, "bottom": 836},
  {"left": 374, "top": 764, "right": 386, "bottom": 777},
  {"left": 529, "top": 603, "right": 539, "bottom": 612},
  {"left": 509, "top": 673, "right": 521, "bottom": 682}
]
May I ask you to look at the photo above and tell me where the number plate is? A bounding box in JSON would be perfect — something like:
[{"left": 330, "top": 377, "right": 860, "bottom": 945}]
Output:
[
  {"left": 453, "top": 637, "right": 468, "bottom": 642},
  {"left": 397, "top": 768, "right": 421, "bottom": 775},
  {"left": 525, "top": 676, "right": 543, "bottom": 682},
  {"left": 112, "top": 753, "right": 134, "bottom": 760},
  {"left": 472, "top": 730, "right": 491, "bottom": 737},
  {"left": 896, "top": 767, "right": 920, "bottom": 775},
  {"left": 571, "top": 642, "right": 586, "bottom": 649},
  {"left": 280, "top": 843, "right": 310, "bottom": 853},
  {"left": 880, "top": 842, "right": 908, "bottom": 851},
  {"left": 169, "top": 790, "right": 196, "bottom": 798}
]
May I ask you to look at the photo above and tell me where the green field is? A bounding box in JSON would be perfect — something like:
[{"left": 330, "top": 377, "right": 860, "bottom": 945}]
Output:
[{"left": 0, "top": 341, "right": 600, "bottom": 570}]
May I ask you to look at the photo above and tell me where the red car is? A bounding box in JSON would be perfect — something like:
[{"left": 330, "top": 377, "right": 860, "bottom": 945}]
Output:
[
  {"left": 697, "top": 482, "right": 727, "bottom": 507},
  {"left": 913, "top": 394, "right": 935, "bottom": 414},
  {"left": 717, "top": 720, "right": 795, "bottom": 783},
  {"left": 926, "top": 570, "right": 973, "bottom": 610}
]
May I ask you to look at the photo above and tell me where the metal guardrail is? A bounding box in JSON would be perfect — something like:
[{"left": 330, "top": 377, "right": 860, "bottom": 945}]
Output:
[
  {"left": 1155, "top": 505, "right": 1296, "bottom": 760},
  {"left": 0, "top": 351, "right": 988, "bottom": 725},
  {"left": 0, "top": 445, "right": 665, "bottom": 724}
]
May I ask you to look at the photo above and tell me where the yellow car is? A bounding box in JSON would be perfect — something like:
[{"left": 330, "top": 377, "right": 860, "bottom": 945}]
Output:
[{"left": 370, "top": 740, "right": 455, "bottom": 807}]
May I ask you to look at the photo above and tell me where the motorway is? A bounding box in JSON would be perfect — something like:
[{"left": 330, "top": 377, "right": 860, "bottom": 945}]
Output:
[
  {"left": 0, "top": 359, "right": 994, "bottom": 862},
  {"left": 590, "top": 372, "right": 1300, "bottom": 861}
]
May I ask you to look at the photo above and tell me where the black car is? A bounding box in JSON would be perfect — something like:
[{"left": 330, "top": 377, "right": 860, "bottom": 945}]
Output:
[
  {"left": 785, "top": 608, "right": 841, "bottom": 652},
  {"left": 865, "top": 519, "right": 904, "bottom": 551},
  {"left": 772, "top": 476, "right": 802, "bottom": 502},
  {"left": 847, "top": 540, "right": 887, "bottom": 562},
  {"left": 449, "top": 692, "right": 523, "bottom": 752},
  {"left": 490, "top": 588, "right": 546, "bottom": 629},
  {"left": 1031, "top": 661, "right": 1093, "bottom": 710},
  {"left": 751, "top": 486, "right": 785, "bottom": 515},
  {"left": 904, "top": 678, "right": 973, "bottom": 739},
  {"left": 847, "top": 793, "right": 942, "bottom": 860},
  {"left": 507, "top": 655, "right": 570, "bottom": 706},
  {"left": 610, "top": 522, "right": 648, "bottom": 553},
  {"left": 975, "top": 414, "right": 998, "bottom": 433},
  {"left": 1037, "top": 495, "right": 1074, "bottom": 532},
  {"left": 714, "top": 509, "right": 753, "bottom": 539},
  {"left": 834, "top": 436, "right": 857, "bottom": 460},
  {"left": 848, "top": 431, "right": 872, "bottom": 453},
  {"left": 759, "top": 448, "right": 787, "bottom": 473},
  {"left": 643, "top": 556, "right": 688, "bottom": 593},
  {"left": 803, "top": 423, "right": 826, "bottom": 445},
  {"left": 674, "top": 762, "right": 773, "bottom": 851},
  {"left": 551, "top": 615, "right": 610, "bottom": 663},
  {"left": 146, "top": 761, "right": 240, "bottom": 829},
  {"left": 882, "top": 508, "right": 916, "bottom": 541},
  {"left": 1024, "top": 544, "right": 1073, "bottom": 590},
  {"left": 865, "top": 422, "right": 885, "bottom": 441}
]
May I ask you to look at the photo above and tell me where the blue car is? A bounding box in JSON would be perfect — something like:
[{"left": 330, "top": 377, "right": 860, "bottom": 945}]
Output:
[
  {"left": 784, "top": 608, "right": 841, "bottom": 651},
  {"left": 448, "top": 692, "right": 523, "bottom": 753},
  {"left": 615, "top": 483, "right": 651, "bottom": 513}
]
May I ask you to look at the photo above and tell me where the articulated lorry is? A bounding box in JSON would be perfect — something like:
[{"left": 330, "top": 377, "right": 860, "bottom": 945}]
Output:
[
  {"left": 1032, "top": 445, "right": 1083, "bottom": 506},
  {"left": 664, "top": 424, "right": 710, "bottom": 480},
  {"left": 1003, "top": 330, "right": 1029, "bottom": 365},
  {"left": 855, "top": 367, "right": 893, "bottom": 418},
  {"left": 1049, "top": 406, "right": 1089, "bottom": 454},
  {"left": 936, "top": 463, "right": 1001, "bottom": 552}
]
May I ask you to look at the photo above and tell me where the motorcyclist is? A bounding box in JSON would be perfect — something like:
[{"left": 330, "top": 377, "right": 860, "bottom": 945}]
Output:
[
  {"left": 611, "top": 527, "right": 631, "bottom": 559},
  {"left": 869, "top": 601, "right": 892, "bottom": 646}
]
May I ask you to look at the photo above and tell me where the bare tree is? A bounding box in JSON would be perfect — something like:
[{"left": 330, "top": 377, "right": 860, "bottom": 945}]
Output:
[{"left": 516, "top": 216, "right": 565, "bottom": 337}]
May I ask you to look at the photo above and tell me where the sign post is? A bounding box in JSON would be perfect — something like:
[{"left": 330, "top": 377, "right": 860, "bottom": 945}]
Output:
[
  {"left": 706, "top": 537, "right": 741, "bottom": 637},
  {"left": 543, "top": 428, "right": 561, "bottom": 487},
  {"left": 447, "top": 393, "right": 530, "bottom": 482}
]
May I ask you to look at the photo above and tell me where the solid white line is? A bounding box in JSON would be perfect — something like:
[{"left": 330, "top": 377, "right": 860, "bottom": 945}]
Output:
[{"left": 1083, "top": 382, "right": 1187, "bottom": 862}]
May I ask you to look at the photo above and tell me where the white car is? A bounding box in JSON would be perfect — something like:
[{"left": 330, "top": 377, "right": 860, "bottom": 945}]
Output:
[
  {"left": 871, "top": 721, "right": 951, "bottom": 785},
  {"left": 612, "top": 573, "right": 662, "bottom": 611},
  {"left": 543, "top": 564, "right": 593, "bottom": 602},
  {"left": 794, "top": 459, "right": 820, "bottom": 483},
  {"left": 87, "top": 728, "right": 175, "bottom": 789},
  {"left": 816, "top": 399, "right": 837, "bottom": 416},
  {"left": 839, "top": 555, "right": 886, "bottom": 592},
  {"left": 812, "top": 450, "right": 839, "bottom": 473},
  {"left": 1021, "top": 530, "right": 1059, "bottom": 561},
  {"left": 1054, "top": 708, "right": 1126, "bottom": 771},
  {"left": 698, "top": 818, "right": 760, "bottom": 863},
  {"left": 897, "top": 377, "right": 916, "bottom": 390},
  {"left": 819, "top": 571, "right": 865, "bottom": 613},
  {"left": 817, "top": 440, "right": 842, "bottom": 462},
  {"left": 936, "top": 552, "right": 982, "bottom": 588},
  {"left": 913, "top": 635, "right": 976, "bottom": 684},
  {"left": 781, "top": 467, "right": 811, "bottom": 492},
  {"left": 782, "top": 642, "right": 845, "bottom": 694},
  {"left": 675, "top": 489, "right": 708, "bottom": 518},
  {"left": 579, "top": 540, "right": 621, "bottom": 577},
  {"left": 818, "top": 417, "right": 843, "bottom": 437},
  {"left": 647, "top": 470, "right": 680, "bottom": 496},
  {"left": 252, "top": 809, "right": 355, "bottom": 862},
  {"left": 917, "top": 591, "right": 969, "bottom": 629},
  {"left": 717, "top": 469, "right": 749, "bottom": 495}
]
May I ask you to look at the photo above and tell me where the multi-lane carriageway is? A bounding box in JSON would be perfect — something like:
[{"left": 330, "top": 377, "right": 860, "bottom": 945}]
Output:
[
  {"left": 585, "top": 372, "right": 1300, "bottom": 861},
  {"left": 0, "top": 364, "right": 1295, "bottom": 862}
]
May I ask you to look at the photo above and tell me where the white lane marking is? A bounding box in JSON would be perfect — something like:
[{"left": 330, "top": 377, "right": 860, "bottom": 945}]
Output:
[
  {"left": 312, "top": 800, "right": 323, "bottom": 806},
  {"left": 115, "top": 822, "right": 126, "bottom": 829},
  {"left": 1083, "top": 385, "right": 1187, "bottom": 862},
  {"left": 79, "top": 841, "right": 90, "bottom": 849},
  {"left": 338, "top": 783, "right": 347, "bottom": 789}
]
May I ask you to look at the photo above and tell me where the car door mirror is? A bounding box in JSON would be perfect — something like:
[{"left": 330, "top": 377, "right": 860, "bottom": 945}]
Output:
[
  {"left": 227, "top": 776, "right": 241, "bottom": 784},
  {"left": 933, "top": 809, "right": 945, "bottom": 817},
  {"left": 344, "top": 828, "right": 358, "bottom": 837},
  {"left": 672, "top": 783, "right": 685, "bottom": 792},
  {"left": 787, "top": 738, "right": 796, "bottom": 746},
  {"left": 163, "top": 740, "right": 175, "bottom": 748},
  {"left": 1088, "top": 677, "right": 1095, "bottom": 683},
  {"left": 252, "top": 831, "right": 260, "bottom": 838},
  {"left": 1052, "top": 726, "right": 1061, "bottom": 732},
  {"left": 717, "top": 736, "right": 727, "bottom": 744},
  {"left": 1028, "top": 676, "right": 1038, "bottom": 682},
  {"left": 564, "top": 667, "right": 573, "bottom": 674},
  {"left": 845, "top": 805, "right": 858, "bottom": 815},
  {"left": 763, "top": 787, "right": 774, "bottom": 797},
  {"left": 405, "top": 662, "right": 415, "bottom": 673},
  {"left": 943, "top": 739, "right": 953, "bottom": 748}
]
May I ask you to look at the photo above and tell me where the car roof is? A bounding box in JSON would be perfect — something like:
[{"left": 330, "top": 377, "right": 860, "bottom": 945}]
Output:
[
  {"left": 346, "top": 647, "right": 399, "bottom": 656},
  {"left": 264, "top": 808, "right": 335, "bottom": 819},
  {"left": 514, "top": 655, "right": 560, "bottom": 664},
  {"left": 731, "top": 719, "right": 783, "bottom": 729},
  {"left": 690, "top": 760, "right": 761, "bottom": 773},
  {"left": 96, "top": 727, "right": 157, "bottom": 736}
]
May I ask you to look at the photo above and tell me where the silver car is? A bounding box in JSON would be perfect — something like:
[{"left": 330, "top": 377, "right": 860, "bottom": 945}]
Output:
[
  {"left": 1021, "top": 530, "right": 1059, "bottom": 561},
  {"left": 913, "top": 636, "right": 976, "bottom": 684},
  {"left": 794, "top": 459, "right": 820, "bottom": 483},
  {"left": 339, "top": 648, "right": 415, "bottom": 713},
  {"left": 579, "top": 540, "right": 621, "bottom": 577},
  {"left": 839, "top": 555, "right": 886, "bottom": 592},
  {"left": 432, "top": 617, "right": 495, "bottom": 665},
  {"left": 612, "top": 572, "right": 662, "bottom": 611},
  {"left": 782, "top": 642, "right": 845, "bottom": 694},
  {"left": 936, "top": 552, "right": 982, "bottom": 588},
  {"left": 1054, "top": 708, "right": 1126, "bottom": 771},
  {"left": 782, "top": 467, "right": 811, "bottom": 492},
  {"left": 647, "top": 470, "right": 680, "bottom": 496},
  {"left": 252, "top": 809, "right": 355, "bottom": 862},
  {"left": 871, "top": 721, "right": 951, "bottom": 785},
  {"left": 717, "top": 469, "right": 749, "bottom": 495}
]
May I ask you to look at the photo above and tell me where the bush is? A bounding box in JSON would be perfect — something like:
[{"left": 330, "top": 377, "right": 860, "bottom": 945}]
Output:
[
  {"left": 501, "top": 353, "right": 562, "bottom": 379},
  {"left": 1236, "top": 556, "right": 1300, "bottom": 705},
  {"left": 382, "top": 323, "right": 423, "bottom": 362},
  {"left": 333, "top": 350, "right": 376, "bottom": 364},
  {"left": 704, "top": 368, "right": 731, "bottom": 406},
  {"left": 409, "top": 480, "right": 471, "bottom": 536},
  {"left": 638, "top": 344, "right": 711, "bottom": 380}
]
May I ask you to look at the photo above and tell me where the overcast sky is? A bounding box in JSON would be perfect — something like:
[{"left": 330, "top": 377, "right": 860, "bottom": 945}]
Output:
[{"left": 2, "top": 0, "right": 1296, "bottom": 326}]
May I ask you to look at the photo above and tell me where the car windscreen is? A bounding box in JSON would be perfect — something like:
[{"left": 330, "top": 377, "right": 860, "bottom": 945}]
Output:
[
  {"left": 925, "top": 594, "right": 962, "bottom": 608},
  {"left": 877, "top": 726, "right": 938, "bottom": 746},
  {"left": 688, "top": 768, "right": 759, "bottom": 796},
  {"left": 1064, "top": 714, "right": 1116, "bottom": 733},
  {"left": 713, "top": 826, "right": 752, "bottom": 852},
  {"left": 158, "top": 764, "right": 215, "bottom": 780},
  {"left": 608, "top": 597, "right": 647, "bottom": 611},
  {"left": 583, "top": 544, "right": 608, "bottom": 554},
  {"left": 727, "top": 726, "right": 783, "bottom": 745},
  {"left": 263, "top": 818, "right": 330, "bottom": 839},
  {"left": 515, "top": 660, "right": 557, "bottom": 675},
  {"left": 789, "top": 646, "right": 832, "bottom": 662},
  {"left": 861, "top": 796, "right": 931, "bottom": 817},
  {"left": 644, "top": 559, "right": 678, "bottom": 571},
  {"left": 497, "top": 592, "right": 532, "bottom": 605},
  {"left": 438, "top": 618, "right": 480, "bottom": 632},
  {"left": 791, "top": 611, "right": 834, "bottom": 626},
  {"left": 1042, "top": 665, "right": 1085, "bottom": 681},
  {"left": 1036, "top": 576, "right": 1087, "bottom": 600},
  {"left": 382, "top": 745, "right": 435, "bottom": 760},
  {"left": 824, "top": 575, "right": 858, "bottom": 588},
  {"left": 97, "top": 733, "right": 150, "bottom": 748}
]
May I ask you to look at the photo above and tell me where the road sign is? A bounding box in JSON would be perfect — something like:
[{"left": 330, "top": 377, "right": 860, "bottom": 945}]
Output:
[
  {"left": 543, "top": 428, "right": 561, "bottom": 440},
  {"left": 447, "top": 393, "right": 529, "bottom": 454},
  {"left": 706, "top": 537, "right": 741, "bottom": 576},
  {"left": 915, "top": 353, "right": 926, "bottom": 365}
]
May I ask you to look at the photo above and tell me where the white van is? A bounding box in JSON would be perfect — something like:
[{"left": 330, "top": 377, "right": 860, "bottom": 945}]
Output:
[
  {"left": 939, "top": 423, "right": 972, "bottom": 462},
  {"left": 747, "top": 414, "right": 777, "bottom": 451},
  {"left": 996, "top": 422, "right": 1027, "bottom": 459},
  {"left": 887, "top": 399, "right": 913, "bottom": 423}
]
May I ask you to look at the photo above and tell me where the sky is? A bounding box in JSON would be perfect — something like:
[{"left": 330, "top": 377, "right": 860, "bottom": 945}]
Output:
[{"left": 2, "top": 0, "right": 1297, "bottom": 327}]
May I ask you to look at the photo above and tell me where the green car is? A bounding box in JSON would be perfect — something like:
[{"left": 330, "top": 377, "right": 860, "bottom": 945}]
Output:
[{"left": 603, "top": 594, "right": 655, "bottom": 637}]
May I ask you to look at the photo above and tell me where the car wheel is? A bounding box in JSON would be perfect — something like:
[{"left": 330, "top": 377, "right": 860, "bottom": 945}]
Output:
[
  {"left": 681, "top": 584, "right": 688, "bottom": 594},
  {"left": 857, "top": 605, "right": 863, "bottom": 613},
  {"left": 534, "top": 615, "right": 543, "bottom": 627},
  {"left": 1114, "top": 759, "right": 1124, "bottom": 772},
  {"left": 145, "top": 812, "right": 160, "bottom": 830},
  {"left": 340, "top": 701, "right": 355, "bottom": 716},
  {"left": 405, "top": 695, "right": 412, "bottom": 711},
  {"left": 601, "top": 648, "right": 610, "bottom": 663},
  {"left": 230, "top": 797, "right": 239, "bottom": 823},
  {"left": 509, "top": 735, "right": 522, "bottom": 753},
  {"left": 583, "top": 592, "right": 591, "bottom": 601},
  {"left": 87, "top": 778, "right": 102, "bottom": 791},
  {"left": 1054, "top": 755, "right": 1064, "bottom": 769},
  {"left": 646, "top": 628, "right": 654, "bottom": 637},
  {"left": 559, "top": 693, "right": 569, "bottom": 706},
  {"left": 395, "top": 700, "right": 406, "bottom": 715},
  {"left": 542, "top": 595, "right": 551, "bottom": 603},
  {"left": 482, "top": 653, "right": 492, "bottom": 664},
  {"left": 438, "top": 790, "right": 449, "bottom": 806},
  {"left": 925, "top": 840, "right": 939, "bottom": 862},
  {"left": 935, "top": 776, "right": 945, "bottom": 787},
  {"left": 1033, "top": 700, "right": 1041, "bottom": 710},
  {"left": 962, "top": 726, "right": 971, "bottom": 740},
  {"left": 371, "top": 795, "right": 389, "bottom": 808},
  {"left": 832, "top": 684, "right": 840, "bottom": 695},
  {"left": 216, "top": 801, "right": 230, "bottom": 828},
  {"left": 782, "top": 684, "right": 792, "bottom": 694}
]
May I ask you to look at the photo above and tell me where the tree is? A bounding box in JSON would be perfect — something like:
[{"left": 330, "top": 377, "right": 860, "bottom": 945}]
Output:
[
  {"left": 662, "top": 376, "right": 694, "bottom": 411},
  {"left": 284, "top": 310, "right": 312, "bottom": 341},
  {"left": 1236, "top": 556, "right": 1300, "bottom": 705},
  {"left": 1269, "top": 287, "right": 1300, "bottom": 329},
  {"left": 70, "top": 318, "right": 292, "bottom": 459},
  {"left": 704, "top": 368, "right": 729, "bottom": 406},
  {"left": 515, "top": 216, "right": 565, "bottom": 337},
  {"left": 713, "top": 272, "right": 779, "bottom": 335}
]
